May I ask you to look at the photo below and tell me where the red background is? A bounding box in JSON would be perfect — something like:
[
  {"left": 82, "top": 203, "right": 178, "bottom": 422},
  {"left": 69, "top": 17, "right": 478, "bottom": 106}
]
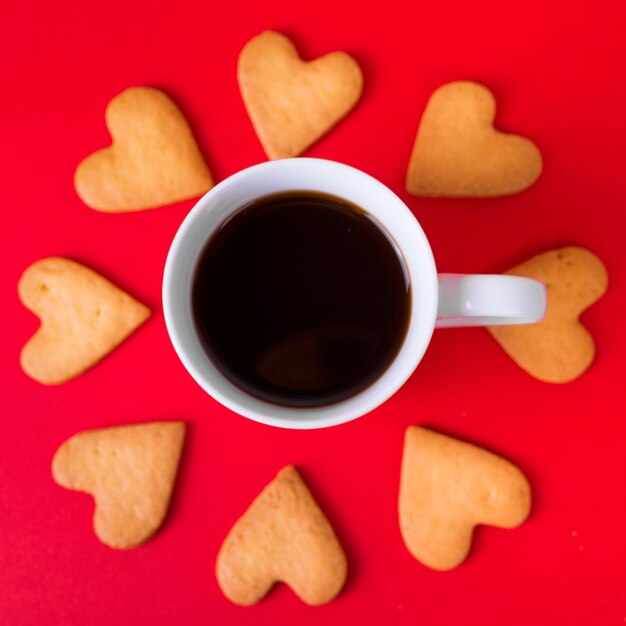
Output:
[{"left": 1, "top": 1, "right": 625, "bottom": 624}]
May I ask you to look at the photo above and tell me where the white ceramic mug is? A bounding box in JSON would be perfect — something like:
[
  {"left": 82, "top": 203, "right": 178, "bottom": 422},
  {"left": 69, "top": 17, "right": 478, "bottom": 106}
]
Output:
[{"left": 163, "top": 159, "right": 545, "bottom": 429}]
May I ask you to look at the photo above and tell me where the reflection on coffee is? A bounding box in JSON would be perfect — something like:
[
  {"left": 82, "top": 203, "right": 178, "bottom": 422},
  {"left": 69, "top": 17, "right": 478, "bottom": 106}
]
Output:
[{"left": 192, "top": 191, "right": 411, "bottom": 407}]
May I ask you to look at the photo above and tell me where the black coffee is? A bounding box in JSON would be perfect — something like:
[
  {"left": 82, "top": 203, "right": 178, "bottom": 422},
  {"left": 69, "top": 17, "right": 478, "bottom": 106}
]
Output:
[{"left": 192, "top": 191, "right": 411, "bottom": 407}]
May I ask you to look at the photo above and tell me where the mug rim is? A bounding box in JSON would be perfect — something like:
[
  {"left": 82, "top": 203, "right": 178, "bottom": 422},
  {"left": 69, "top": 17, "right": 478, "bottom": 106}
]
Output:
[{"left": 163, "top": 158, "right": 438, "bottom": 429}]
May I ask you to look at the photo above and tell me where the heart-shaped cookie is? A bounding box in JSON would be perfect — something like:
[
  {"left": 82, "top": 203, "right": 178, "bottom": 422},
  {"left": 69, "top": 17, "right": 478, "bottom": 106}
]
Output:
[
  {"left": 238, "top": 31, "right": 363, "bottom": 159},
  {"left": 216, "top": 466, "right": 347, "bottom": 606},
  {"left": 52, "top": 422, "right": 185, "bottom": 549},
  {"left": 74, "top": 86, "right": 213, "bottom": 212},
  {"left": 399, "top": 426, "right": 531, "bottom": 571},
  {"left": 19, "top": 257, "right": 150, "bottom": 384},
  {"left": 488, "top": 246, "right": 608, "bottom": 383},
  {"left": 406, "top": 81, "right": 542, "bottom": 197}
]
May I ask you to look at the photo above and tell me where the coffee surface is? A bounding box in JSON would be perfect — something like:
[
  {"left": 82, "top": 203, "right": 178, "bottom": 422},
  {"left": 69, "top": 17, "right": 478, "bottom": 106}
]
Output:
[{"left": 192, "top": 192, "right": 411, "bottom": 407}]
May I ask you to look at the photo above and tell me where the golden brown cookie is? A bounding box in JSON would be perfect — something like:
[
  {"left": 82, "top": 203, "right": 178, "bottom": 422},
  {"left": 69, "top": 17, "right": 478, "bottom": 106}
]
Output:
[
  {"left": 19, "top": 257, "right": 150, "bottom": 384},
  {"left": 399, "top": 426, "right": 531, "bottom": 571},
  {"left": 52, "top": 421, "right": 185, "bottom": 549},
  {"left": 216, "top": 465, "right": 347, "bottom": 605},
  {"left": 238, "top": 31, "right": 363, "bottom": 159},
  {"left": 75, "top": 86, "right": 213, "bottom": 212},
  {"left": 488, "top": 246, "right": 608, "bottom": 383},
  {"left": 406, "top": 81, "right": 542, "bottom": 197}
]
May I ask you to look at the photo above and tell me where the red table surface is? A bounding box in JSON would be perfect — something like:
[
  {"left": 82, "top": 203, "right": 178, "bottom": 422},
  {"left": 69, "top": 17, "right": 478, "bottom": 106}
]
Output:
[{"left": 1, "top": 1, "right": 625, "bottom": 624}]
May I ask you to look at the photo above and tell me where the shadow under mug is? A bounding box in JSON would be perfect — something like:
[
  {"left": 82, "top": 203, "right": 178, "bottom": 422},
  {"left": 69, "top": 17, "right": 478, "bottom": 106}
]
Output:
[{"left": 163, "top": 158, "right": 546, "bottom": 429}]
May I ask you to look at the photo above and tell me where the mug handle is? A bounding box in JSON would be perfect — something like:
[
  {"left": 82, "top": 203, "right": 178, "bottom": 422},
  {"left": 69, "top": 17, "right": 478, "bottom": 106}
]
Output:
[{"left": 436, "top": 274, "right": 546, "bottom": 328}]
